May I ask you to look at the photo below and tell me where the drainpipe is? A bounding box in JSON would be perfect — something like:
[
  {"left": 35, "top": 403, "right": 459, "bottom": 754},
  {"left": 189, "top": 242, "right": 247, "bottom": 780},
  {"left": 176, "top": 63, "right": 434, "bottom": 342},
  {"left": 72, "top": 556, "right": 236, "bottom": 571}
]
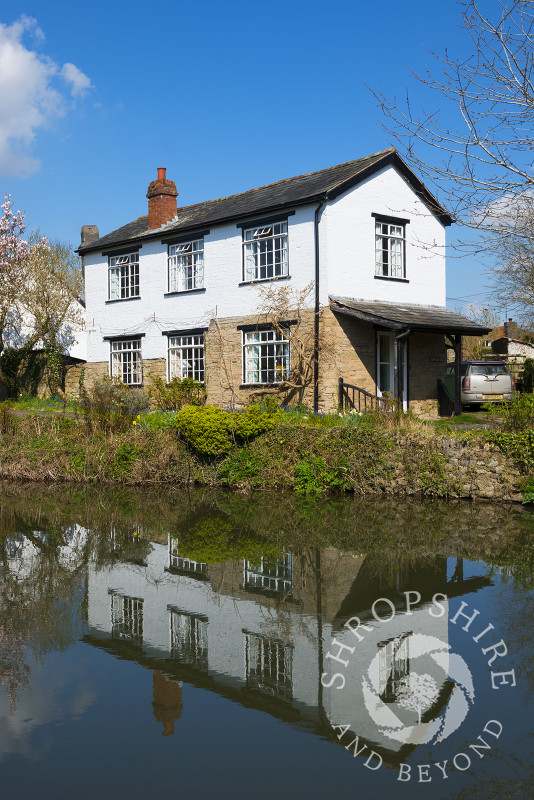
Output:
[{"left": 314, "top": 197, "right": 327, "bottom": 413}]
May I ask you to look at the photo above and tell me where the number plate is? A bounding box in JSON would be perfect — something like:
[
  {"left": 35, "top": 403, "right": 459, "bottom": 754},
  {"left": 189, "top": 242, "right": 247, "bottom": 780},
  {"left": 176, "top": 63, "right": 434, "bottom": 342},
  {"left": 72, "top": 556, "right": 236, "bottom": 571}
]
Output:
[{"left": 483, "top": 394, "right": 503, "bottom": 399}]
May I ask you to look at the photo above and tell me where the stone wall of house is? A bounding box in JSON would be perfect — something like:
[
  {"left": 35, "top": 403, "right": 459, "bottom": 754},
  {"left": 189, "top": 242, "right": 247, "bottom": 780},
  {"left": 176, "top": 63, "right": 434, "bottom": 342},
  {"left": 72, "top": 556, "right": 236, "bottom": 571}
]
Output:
[
  {"left": 408, "top": 332, "right": 446, "bottom": 413},
  {"left": 319, "top": 307, "right": 375, "bottom": 410},
  {"left": 73, "top": 308, "right": 449, "bottom": 413},
  {"left": 204, "top": 310, "right": 316, "bottom": 408}
]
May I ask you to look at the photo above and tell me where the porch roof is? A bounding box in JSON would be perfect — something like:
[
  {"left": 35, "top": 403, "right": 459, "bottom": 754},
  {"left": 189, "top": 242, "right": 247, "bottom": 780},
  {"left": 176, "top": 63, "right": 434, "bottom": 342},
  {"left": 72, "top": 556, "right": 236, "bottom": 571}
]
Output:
[{"left": 329, "top": 296, "right": 491, "bottom": 335}]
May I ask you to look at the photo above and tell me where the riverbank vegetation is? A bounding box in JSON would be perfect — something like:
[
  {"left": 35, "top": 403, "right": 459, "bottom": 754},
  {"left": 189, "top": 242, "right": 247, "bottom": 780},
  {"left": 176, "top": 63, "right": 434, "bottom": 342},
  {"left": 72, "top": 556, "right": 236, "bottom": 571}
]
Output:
[{"left": 0, "top": 381, "right": 531, "bottom": 500}]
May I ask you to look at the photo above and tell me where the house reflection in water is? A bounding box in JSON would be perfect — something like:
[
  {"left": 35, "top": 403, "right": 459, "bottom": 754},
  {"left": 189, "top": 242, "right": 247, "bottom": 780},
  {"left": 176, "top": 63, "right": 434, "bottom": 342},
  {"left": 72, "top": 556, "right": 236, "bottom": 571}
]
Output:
[{"left": 85, "top": 534, "right": 491, "bottom": 762}]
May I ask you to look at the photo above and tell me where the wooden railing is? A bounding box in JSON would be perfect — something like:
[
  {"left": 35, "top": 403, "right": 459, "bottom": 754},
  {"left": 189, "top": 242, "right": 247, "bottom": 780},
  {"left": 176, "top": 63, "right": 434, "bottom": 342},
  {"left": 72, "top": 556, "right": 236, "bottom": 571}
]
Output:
[
  {"left": 338, "top": 378, "right": 388, "bottom": 412},
  {"left": 437, "top": 379, "right": 455, "bottom": 418}
]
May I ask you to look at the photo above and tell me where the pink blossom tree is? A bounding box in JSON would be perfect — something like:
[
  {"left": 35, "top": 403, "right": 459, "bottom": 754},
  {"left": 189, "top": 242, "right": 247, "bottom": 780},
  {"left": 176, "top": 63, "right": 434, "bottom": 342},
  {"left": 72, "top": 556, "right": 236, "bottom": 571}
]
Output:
[{"left": 0, "top": 196, "right": 83, "bottom": 396}]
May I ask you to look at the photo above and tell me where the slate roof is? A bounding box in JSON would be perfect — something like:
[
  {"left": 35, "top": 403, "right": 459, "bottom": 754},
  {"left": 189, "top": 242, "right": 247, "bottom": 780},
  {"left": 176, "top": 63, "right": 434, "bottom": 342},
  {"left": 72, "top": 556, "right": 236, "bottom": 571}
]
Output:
[
  {"left": 329, "top": 296, "right": 491, "bottom": 335},
  {"left": 78, "top": 148, "right": 453, "bottom": 254}
]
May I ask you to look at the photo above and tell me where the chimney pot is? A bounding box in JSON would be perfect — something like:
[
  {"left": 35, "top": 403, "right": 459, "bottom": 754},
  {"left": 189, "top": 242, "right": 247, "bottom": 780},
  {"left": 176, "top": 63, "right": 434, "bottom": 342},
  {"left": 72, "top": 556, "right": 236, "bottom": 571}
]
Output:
[{"left": 146, "top": 168, "right": 178, "bottom": 230}]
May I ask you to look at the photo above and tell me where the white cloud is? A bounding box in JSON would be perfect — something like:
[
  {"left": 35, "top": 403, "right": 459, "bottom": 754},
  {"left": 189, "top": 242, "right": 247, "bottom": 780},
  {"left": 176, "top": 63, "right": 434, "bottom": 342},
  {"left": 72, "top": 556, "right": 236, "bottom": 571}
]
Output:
[
  {"left": 60, "top": 62, "right": 92, "bottom": 97},
  {"left": 0, "top": 16, "right": 93, "bottom": 177}
]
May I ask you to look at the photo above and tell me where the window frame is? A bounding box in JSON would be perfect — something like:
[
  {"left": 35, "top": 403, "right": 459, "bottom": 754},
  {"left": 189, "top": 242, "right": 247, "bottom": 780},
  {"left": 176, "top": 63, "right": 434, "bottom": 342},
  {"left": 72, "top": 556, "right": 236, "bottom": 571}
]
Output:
[
  {"left": 107, "top": 250, "right": 140, "bottom": 301},
  {"left": 167, "top": 237, "right": 205, "bottom": 293},
  {"left": 241, "top": 325, "right": 290, "bottom": 386},
  {"left": 241, "top": 218, "right": 289, "bottom": 283},
  {"left": 167, "top": 332, "right": 205, "bottom": 383},
  {"left": 109, "top": 337, "right": 143, "bottom": 386},
  {"left": 372, "top": 213, "right": 409, "bottom": 282}
]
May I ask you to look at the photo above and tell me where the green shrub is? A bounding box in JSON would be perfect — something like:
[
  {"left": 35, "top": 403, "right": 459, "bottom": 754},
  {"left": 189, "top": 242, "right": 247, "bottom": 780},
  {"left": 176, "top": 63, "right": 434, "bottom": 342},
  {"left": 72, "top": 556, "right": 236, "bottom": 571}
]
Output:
[
  {"left": 294, "top": 456, "right": 351, "bottom": 495},
  {"left": 175, "top": 403, "right": 277, "bottom": 456},
  {"left": 230, "top": 403, "right": 278, "bottom": 439},
  {"left": 217, "top": 448, "right": 262, "bottom": 486},
  {"left": 498, "top": 392, "right": 534, "bottom": 432},
  {"left": 148, "top": 375, "right": 206, "bottom": 411},
  {"left": 175, "top": 405, "right": 231, "bottom": 455}
]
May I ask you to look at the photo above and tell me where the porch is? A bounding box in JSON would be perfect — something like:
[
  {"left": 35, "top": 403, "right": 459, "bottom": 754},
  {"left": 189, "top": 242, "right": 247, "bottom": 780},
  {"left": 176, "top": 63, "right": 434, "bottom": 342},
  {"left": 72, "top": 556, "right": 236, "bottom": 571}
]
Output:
[{"left": 329, "top": 297, "right": 491, "bottom": 415}]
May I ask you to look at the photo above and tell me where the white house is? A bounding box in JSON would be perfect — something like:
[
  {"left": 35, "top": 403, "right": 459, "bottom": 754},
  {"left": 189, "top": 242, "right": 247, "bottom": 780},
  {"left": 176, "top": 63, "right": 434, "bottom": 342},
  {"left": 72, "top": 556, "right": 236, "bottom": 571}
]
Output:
[{"left": 78, "top": 150, "right": 488, "bottom": 411}]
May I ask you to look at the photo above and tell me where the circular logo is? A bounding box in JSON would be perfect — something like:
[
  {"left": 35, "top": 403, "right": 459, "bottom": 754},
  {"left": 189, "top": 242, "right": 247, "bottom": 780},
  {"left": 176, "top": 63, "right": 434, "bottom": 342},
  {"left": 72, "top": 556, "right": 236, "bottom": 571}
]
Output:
[{"left": 361, "top": 633, "right": 475, "bottom": 746}]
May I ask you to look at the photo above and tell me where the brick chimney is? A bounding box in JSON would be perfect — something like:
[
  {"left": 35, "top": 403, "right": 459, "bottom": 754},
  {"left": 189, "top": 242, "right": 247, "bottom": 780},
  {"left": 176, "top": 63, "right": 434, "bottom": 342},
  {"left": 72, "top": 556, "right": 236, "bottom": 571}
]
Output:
[
  {"left": 80, "top": 225, "right": 99, "bottom": 245},
  {"left": 146, "top": 167, "right": 178, "bottom": 230},
  {"left": 504, "top": 318, "right": 518, "bottom": 339}
]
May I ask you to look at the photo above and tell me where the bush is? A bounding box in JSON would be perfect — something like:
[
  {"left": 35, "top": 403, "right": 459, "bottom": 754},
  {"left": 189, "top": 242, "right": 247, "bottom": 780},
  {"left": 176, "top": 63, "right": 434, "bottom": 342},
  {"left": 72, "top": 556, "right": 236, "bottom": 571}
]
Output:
[
  {"left": 148, "top": 375, "right": 206, "bottom": 411},
  {"left": 499, "top": 392, "right": 534, "bottom": 432},
  {"left": 294, "top": 455, "right": 351, "bottom": 495},
  {"left": 77, "top": 378, "right": 150, "bottom": 432},
  {"left": 175, "top": 403, "right": 277, "bottom": 456},
  {"left": 175, "top": 405, "right": 230, "bottom": 455}
]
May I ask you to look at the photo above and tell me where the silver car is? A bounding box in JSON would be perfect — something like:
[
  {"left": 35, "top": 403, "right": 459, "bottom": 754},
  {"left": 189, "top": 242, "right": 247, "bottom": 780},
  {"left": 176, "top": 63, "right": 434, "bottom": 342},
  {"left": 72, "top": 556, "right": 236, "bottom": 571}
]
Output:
[{"left": 444, "top": 361, "right": 515, "bottom": 406}]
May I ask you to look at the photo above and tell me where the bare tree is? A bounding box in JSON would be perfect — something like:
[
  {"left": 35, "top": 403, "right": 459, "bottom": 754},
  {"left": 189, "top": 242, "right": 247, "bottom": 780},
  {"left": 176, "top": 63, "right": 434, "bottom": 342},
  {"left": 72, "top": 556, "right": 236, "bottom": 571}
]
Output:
[
  {"left": 461, "top": 303, "right": 501, "bottom": 358},
  {"left": 373, "top": 1, "right": 534, "bottom": 250},
  {"left": 251, "top": 281, "right": 318, "bottom": 404}
]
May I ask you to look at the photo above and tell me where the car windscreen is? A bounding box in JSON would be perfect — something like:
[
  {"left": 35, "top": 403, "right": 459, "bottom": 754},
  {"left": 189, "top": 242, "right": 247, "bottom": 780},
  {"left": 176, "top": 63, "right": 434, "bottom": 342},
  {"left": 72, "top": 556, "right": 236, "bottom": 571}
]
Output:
[{"left": 470, "top": 364, "right": 508, "bottom": 375}]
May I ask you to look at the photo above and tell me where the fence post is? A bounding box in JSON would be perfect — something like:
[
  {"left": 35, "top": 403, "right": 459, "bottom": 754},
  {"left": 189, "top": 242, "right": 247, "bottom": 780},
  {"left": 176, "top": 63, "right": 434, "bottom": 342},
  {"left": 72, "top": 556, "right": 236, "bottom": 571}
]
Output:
[{"left": 338, "top": 377, "right": 344, "bottom": 410}]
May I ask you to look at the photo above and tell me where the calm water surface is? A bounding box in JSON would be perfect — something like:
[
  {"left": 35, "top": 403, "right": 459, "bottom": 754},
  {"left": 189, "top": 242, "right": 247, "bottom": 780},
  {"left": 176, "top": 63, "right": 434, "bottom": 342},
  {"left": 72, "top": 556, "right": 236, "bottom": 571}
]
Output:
[{"left": 0, "top": 484, "right": 532, "bottom": 800}]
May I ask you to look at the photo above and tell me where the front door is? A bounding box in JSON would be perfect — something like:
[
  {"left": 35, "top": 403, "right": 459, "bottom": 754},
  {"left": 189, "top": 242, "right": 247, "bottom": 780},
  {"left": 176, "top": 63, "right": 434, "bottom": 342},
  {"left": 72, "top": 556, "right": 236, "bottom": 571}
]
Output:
[{"left": 377, "top": 332, "right": 408, "bottom": 409}]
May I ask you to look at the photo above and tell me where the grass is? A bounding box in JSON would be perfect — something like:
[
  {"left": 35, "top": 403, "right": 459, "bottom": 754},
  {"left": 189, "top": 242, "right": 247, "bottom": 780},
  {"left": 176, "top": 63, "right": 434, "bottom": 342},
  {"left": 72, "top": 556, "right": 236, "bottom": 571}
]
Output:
[{"left": 431, "top": 411, "right": 490, "bottom": 430}]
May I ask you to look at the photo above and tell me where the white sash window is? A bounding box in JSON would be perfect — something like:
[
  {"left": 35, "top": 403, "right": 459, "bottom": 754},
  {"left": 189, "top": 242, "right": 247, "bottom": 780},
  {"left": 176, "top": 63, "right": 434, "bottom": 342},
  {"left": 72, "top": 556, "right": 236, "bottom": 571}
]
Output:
[
  {"left": 168, "top": 239, "right": 204, "bottom": 292},
  {"left": 243, "top": 221, "right": 288, "bottom": 281},
  {"left": 243, "top": 328, "right": 289, "bottom": 384},
  {"left": 108, "top": 252, "right": 140, "bottom": 299},
  {"left": 375, "top": 221, "right": 405, "bottom": 279},
  {"left": 110, "top": 338, "right": 143, "bottom": 385},
  {"left": 168, "top": 333, "right": 205, "bottom": 382}
]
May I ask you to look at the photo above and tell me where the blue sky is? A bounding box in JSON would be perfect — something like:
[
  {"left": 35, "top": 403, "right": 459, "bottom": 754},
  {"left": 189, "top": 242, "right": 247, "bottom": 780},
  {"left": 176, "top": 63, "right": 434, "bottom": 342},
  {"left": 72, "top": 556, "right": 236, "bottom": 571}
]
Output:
[{"left": 0, "top": 0, "right": 504, "bottom": 318}]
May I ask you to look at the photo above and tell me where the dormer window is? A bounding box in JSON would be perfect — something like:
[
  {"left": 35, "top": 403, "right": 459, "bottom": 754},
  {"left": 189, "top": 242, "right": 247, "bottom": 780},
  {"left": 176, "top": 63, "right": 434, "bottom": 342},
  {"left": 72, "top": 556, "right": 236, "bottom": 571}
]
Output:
[{"left": 243, "top": 220, "right": 288, "bottom": 282}]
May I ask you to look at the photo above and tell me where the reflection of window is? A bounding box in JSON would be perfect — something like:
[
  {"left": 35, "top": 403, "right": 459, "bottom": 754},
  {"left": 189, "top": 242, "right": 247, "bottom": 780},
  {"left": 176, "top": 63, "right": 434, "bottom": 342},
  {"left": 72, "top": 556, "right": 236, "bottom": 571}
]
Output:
[
  {"left": 244, "top": 552, "right": 292, "bottom": 594},
  {"left": 111, "top": 593, "right": 143, "bottom": 647},
  {"left": 245, "top": 632, "right": 292, "bottom": 701},
  {"left": 169, "top": 609, "right": 208, "bottom": 671},
  {"left": 243, "top": 221, "right": 288, "bottom": 281},
  {"left": 168, "top": 334, "right": 205, "bottom": 382},
  {"left": 378, "top": 633, "right": 410, "bottom": 702},
  {"left": 168, "top": 538, "right": 208, "bottom": 580},
  {"left": 243, "top": 328, "right": 290, "bottom": 385},
  {"left": 168, "top": 239, "right": 204, "bottom": 292}
]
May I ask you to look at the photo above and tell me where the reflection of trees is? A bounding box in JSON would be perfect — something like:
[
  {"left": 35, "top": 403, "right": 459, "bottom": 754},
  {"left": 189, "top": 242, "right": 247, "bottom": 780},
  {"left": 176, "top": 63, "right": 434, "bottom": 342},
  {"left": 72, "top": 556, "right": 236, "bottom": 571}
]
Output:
[
  {"left": 0, "top": 583, "right": 30, "bottom": 711},
  {"left": 0, "top": 514, "right": 88, "bottom": 710}
]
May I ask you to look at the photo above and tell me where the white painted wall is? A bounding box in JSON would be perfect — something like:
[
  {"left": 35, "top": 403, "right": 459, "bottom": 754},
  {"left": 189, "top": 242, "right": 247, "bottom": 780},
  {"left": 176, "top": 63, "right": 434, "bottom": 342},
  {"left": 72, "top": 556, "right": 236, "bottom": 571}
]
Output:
[
  {"left": 84, "top": 165, "right": 447, "bottom": 366},
  {"left": 323, "top": 165, "right": 446, "bottom": 306}
]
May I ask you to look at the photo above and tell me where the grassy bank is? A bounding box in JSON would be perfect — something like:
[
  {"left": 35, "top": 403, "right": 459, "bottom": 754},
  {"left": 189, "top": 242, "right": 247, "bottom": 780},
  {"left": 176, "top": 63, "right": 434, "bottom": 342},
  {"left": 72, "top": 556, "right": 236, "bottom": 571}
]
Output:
[{"left": 0, "top": 399, "right": 528, "bottom": 499}]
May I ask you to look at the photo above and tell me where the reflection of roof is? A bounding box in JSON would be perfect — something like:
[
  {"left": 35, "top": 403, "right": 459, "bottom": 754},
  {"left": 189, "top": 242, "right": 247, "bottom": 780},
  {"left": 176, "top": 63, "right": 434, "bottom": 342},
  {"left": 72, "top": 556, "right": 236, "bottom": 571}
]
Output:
[
  {"left": 330, "top": 296, "right": 491, "bottom": 335},
  {"left": 78, "top": 149, "right": 453, "bottom": 254}
]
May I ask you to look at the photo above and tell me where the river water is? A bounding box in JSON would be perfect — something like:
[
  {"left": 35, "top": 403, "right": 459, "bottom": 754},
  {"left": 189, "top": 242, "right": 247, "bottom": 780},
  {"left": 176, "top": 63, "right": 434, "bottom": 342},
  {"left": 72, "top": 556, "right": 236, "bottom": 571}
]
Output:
[{"left": 0, "top": 483, "right": 532, "bottom": 799}]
